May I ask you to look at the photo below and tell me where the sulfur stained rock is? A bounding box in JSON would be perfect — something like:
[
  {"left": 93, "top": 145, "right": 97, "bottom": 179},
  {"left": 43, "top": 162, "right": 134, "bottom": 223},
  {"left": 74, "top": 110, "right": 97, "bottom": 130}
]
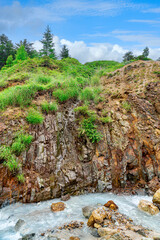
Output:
[
  {"left": 138, "top": 200, "right": 159, "bottom": 215},
  {"left": 153, "top": 188, "right": 160, "bottom": 207},
  {"left": 92, "top": 206, "right": 107, "bottom": 224},
  {"left": 104, "top": 200, "right": 118, "bottom": 211},
  {"left": 51, "top": 202, "right": 66, "bottom": 212}
]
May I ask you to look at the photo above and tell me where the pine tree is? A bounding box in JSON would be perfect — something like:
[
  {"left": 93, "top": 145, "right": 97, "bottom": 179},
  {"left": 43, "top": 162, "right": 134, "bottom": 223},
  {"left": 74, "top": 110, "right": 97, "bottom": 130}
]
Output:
[
  {"left": 6, "top": 55, "right": 13, "bottom": 67},
  {"left": 60, "top": 45, "right": 70, "bottom": 59},
  {"left": 16, "top": 39, "right": 37, "bottom": 58},
  {"left": 15, "top": 45, "right": 28, "bottom": 61},
  {"left": 40, "top": 26, "right": 56, "bottom": 59},
  {"left": 0, "top": 34, "right": 15, "bottom": 69}
]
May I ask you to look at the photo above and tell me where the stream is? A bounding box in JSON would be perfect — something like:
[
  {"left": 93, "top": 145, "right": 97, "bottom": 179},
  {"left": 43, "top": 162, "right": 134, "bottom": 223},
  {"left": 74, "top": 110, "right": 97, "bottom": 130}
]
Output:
[{"left": 0, "top": 193, "right": 159, "bottom": 240}]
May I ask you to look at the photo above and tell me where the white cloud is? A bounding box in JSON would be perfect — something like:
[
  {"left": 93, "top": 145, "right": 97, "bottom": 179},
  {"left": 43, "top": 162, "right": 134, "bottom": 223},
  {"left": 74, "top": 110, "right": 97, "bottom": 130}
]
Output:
[
  {"left": 143, "top": 8, "right": 160, "bottom": 13},
  {"left": 115, "top": 34, "right": 160, "bottom": 47},
  {"left": 128, "top": 19, "right": 160, "bottom": 24},
  {"left": 33, "top": 36, "right": 160, "bottom": 63}
]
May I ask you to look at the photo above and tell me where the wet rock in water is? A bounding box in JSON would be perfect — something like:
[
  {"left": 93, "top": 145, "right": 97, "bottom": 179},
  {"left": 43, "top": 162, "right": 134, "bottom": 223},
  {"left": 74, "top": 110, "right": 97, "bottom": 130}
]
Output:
[
  {"left": 138, "top": 199, "right": 159, "bottom": 215},
  {"left": 153, "top": 188, "right": 160, "bottom": 209},
  {"left": 19, "top": 233, "right": 35, "bottom": 240},
  {"left": 15, "top": 219, "right": 25, "bottom": 231},
  {"left": 51, "top": 202, "right": 66, "bottom": 212},
  {"left": 104, "top": 200, "right": 118, "bottom": 211},
  {"left": 92, "top": 206, "right": 107, "bottom": 224},
  {"left": 61, "top": 194, "right": 70, "bottom": 201},
  {"left": 98, "top": 227, "right": 117, "bottom": 237},
  {"left": 82, "top": 206, "right": 96, "bottom": 218}
]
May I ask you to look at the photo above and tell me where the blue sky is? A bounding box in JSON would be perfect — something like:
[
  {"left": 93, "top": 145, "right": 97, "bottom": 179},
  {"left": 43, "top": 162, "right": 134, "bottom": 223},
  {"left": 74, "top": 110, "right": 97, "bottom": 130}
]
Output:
[{"left": 0, "top": 0, "right": 160, "bottom": 62}]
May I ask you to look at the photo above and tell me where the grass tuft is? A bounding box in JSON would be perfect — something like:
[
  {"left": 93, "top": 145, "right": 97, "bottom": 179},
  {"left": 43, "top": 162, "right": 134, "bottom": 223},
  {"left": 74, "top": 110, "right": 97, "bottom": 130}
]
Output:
[{"left": 26, "top": 109, "right": 44, "bottom": 124}]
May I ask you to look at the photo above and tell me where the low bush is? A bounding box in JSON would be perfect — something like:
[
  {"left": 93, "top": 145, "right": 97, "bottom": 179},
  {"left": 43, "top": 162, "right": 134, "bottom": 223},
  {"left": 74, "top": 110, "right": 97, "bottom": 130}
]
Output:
[
  {"left": 11, "top": 132, "right": 33, "bottom": 156},
  {"left": 26, "top": 109, "right": 44, "bottom": 124},
  {"left": 99, "top": 116, "right": 113, "bottom": 123},
  {"left": 79, "top": 117, "right": 103, "bottom": 143}
]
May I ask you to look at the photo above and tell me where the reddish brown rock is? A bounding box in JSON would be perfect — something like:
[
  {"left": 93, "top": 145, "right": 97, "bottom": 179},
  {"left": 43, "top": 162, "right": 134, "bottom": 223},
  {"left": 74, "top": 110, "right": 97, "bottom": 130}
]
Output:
[
  {"left": 51, "top": 202, "right": 66, "bottom": 212},
  {"left": 104, "top": 200, "right": 118, "bottom": 211}
]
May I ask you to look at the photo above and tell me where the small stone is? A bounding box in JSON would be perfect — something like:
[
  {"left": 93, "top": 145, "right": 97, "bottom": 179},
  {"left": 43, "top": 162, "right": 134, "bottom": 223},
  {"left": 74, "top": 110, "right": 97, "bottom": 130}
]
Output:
[
  {"left": 153, "top": 188, "right": 160, "bottom": 207},
  {"left": 51, "top": 202, "right": 66, "bottom": 212},
  {"left": 61, "top": 194, "right": 70, "bottom": 201}
]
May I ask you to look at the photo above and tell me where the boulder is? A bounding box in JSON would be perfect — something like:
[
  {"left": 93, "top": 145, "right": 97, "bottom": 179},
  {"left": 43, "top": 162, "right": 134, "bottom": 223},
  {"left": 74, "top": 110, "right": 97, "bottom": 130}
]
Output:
[
  {"left": 138, "top": 200, "right": 159, "bottom": 215},
  {"left": 153, "top": 188, "right": 160, "bottom": 208},
  {"left": 82, "top": 206, "right": 96, "bottom": 218},
  {"left": 15, "top": 219, "right": 25, "bottom": 231},
  {"left": 87, "top": 214, "right": 95, "bottom": 227},
  {"left": 92, "top": 206, "right": 107, "bottom": 224},
  {"left": 51, "top": 202, "right": 66, "bottom": 212},
  {"left": 104, "top": 200, "right": 118, "bottom": 211}
]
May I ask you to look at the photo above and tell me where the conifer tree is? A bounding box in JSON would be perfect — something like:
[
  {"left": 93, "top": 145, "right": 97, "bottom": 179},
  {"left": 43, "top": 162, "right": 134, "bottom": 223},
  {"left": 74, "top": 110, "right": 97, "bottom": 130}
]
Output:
[
  {"left": 60, "top": 45, "right": 70, "bottom": 59},
  {"left": 0, "top": 34, "right": 15, "bottom": 69},
  {"left": 40, "top": 26, "right": 56, "bottom": 59},
  {"left": 16, "top": 39, "right": 37, "bottom": 58},
  {"left": 15, "top": 45, "right": 28, "bottom": 61}
]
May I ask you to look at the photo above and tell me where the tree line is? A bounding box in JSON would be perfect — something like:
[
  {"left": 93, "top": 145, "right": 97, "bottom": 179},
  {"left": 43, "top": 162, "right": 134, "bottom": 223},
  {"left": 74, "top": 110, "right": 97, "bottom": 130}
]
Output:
[
  {"left": 0, "top": 25, "right": 70, "bottom": 69},
  {"left": 122, "top": 47, "right": 150, "bottom": 62}
]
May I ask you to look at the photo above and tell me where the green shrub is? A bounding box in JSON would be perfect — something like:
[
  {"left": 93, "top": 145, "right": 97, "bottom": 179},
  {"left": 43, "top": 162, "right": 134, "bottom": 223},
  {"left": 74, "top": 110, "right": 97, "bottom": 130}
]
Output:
[
  {"left": 41, "top": 101, "right": 58, "bottom": 113},
  {"left": 11, "top": 140, "right": 25, "bottom": 156},
  {"left": 26, "top": 109, "right": 44, "bottom": 124},
  {"left": 99, "top": 116, "right": 113, "bottom": 123},
  {"left": 74, "top": 105, "right": 89, "bottom": 115},
  {"left": 0, "top": 145, "right": 20, "bottom": 172},
  {"left": 121, "top": 101, "right": 131, "bottom": 112},
  {"left": 79, "top": 117, "right": 103, "bottom": 143},
  {"left": 11, "top": 132, "right": 33, "bottom": 156},
  {"left": 17, "top": 173, "right": 25, "bottom": 183}
]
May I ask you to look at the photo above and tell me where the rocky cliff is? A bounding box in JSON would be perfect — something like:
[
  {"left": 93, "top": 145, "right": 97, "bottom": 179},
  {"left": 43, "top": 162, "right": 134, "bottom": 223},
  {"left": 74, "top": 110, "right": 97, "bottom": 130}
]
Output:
[{"left": 0, "top": 60, "right": 160, "bottom": 206}]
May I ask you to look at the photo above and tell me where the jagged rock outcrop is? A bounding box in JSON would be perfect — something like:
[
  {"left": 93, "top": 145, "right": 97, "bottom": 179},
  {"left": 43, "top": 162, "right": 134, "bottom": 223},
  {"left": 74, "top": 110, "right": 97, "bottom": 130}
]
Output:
[{"left": 0, "top": 61, "right": 160, "bottom": 206}]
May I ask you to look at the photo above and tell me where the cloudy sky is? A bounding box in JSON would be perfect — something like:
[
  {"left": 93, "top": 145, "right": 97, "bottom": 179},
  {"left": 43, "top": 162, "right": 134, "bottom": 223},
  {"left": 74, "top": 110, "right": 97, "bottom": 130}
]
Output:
[{"left": 0, "top": 0, "right": 160, "bottom": 63}]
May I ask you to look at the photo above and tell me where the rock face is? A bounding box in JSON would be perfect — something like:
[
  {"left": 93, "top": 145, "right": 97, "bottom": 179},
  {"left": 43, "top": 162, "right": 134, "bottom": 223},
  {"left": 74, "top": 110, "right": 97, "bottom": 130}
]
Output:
[
  {"left": 138, "top": 200, "right": 159, "bottom": 215},
  {"left": 51, "top": 202, "right": 66, "bottom": 212},
  {"left": 0, "top": 61, "right": 160, "bottom": 206}
]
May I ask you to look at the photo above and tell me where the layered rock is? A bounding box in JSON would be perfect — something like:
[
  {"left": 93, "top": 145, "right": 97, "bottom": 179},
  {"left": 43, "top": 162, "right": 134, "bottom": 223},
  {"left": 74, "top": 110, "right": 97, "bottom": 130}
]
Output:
[{"left": 0, "top": 61, "right": 160, "bottom": 206}]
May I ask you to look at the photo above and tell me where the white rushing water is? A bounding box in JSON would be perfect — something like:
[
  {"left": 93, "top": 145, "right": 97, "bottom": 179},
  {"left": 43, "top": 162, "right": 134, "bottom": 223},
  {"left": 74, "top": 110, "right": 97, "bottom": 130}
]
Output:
[{"left": 0, "top": 193, "right": 159, "bottom": 240}]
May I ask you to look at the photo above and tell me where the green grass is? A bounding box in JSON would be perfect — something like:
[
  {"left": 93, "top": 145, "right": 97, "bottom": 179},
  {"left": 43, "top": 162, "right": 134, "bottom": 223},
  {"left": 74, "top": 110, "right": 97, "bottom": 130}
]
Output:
[
  {"left": 41, "top": 101, "right": 58, "bottom": 113},
  {"left": 121, "top": 101, "right": 131, "bottom": 112},
  {"left": 26, "top": 109, "right": 44, "bottom": 124},
  {"left": 80, "top": 86, "right": 101, "bottom": 102},
  {"left": 0, "top": 84, "right": 38, "bottom": 110},
  {"left": 17, "top": 173, "right": 25, "bottom": 183},
  {"left": 36, "top": 75, "right": 52, "bottom": 85}
]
